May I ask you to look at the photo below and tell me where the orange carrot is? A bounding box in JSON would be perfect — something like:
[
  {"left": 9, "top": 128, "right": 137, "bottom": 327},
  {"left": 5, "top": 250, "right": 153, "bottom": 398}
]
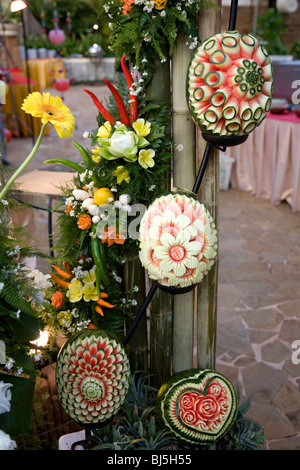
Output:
[
  {"left": 96, "top": 298, "right": 115, "bottom": 309},
  {"left": 50, "top": 272, "right": 70, "bottom": 289},
  {"left": 95, "top": 305, "right": 104, "bottom": 316},
  {"left": 52, "top": 264, "right": 73, "bottom": 279}
]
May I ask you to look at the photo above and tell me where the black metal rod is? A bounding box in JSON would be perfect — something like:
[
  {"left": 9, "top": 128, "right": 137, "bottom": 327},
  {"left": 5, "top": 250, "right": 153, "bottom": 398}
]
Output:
[
  {"left": 228, "top": 0, "right": 239, "bottom": 30},
  {"left": 123, "top": 282, "right": 158, "bottom": 347},
  {"left": 192, "top": 143, "right": 212, "bottom": 194}
]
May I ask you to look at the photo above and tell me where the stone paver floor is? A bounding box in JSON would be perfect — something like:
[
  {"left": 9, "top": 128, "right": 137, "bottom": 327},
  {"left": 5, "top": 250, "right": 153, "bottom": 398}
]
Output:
[{"left": 3, "top": 84, "right": 300, "bottom": 450}]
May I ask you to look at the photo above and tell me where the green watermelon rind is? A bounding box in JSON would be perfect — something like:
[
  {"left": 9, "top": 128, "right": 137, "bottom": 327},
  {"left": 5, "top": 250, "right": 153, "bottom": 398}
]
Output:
[{"left": 156, "top": 368, "right": 238, "bottom": 445}]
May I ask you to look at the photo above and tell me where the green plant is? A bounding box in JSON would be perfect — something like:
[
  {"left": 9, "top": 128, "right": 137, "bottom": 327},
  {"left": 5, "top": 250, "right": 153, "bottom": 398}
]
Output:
[
  {"left": 255, "top": 8, "right": 289, "bottom": 55},
  {"left": 291, "top": 39, "right": 300, "bottom": 59}
]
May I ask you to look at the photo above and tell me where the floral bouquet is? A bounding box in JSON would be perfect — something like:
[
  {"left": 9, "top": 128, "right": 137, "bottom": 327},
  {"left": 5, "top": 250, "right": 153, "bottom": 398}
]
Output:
[{"left": 40, "top": 56, "right": 172, "bottom": 337}]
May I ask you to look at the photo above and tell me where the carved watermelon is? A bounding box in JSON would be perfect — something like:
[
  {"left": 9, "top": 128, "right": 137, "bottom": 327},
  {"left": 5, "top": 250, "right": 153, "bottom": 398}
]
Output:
[
  {"left": 187, "top": 30, "right": 273, "bottom": 137},
  {"left": 56, "top": 329, "right": 130, "bottom": 427},
  {"left": 156, "top": 369, "right": 238, "bottom": 445},
  {"left": 139, "top": 191, "right": 217, "bottom": 289}
]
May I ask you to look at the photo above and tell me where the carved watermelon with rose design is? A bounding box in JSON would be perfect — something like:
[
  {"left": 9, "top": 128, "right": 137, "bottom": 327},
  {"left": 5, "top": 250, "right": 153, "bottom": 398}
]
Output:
[{"left": 156, "top": 369, "right": 238, "bottom": 444}]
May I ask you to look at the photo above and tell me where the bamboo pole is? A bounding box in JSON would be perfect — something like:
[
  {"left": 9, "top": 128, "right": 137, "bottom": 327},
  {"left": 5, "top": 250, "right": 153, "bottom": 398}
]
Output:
[
  {"left": 123, "top": 253, "right": 148, "bottom": 373},
  {"left": 196, "top": 1, "right": 222, "bottom": 370},
  {"left": 146, "top": 57, "right": 174, "bottom": 388},
  {"left": 172, "top": 34, "right": 197, "bottom": 373}
]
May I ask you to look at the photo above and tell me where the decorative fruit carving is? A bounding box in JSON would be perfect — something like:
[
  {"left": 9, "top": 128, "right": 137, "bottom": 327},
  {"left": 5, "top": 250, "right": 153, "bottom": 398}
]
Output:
[
  {"left": 139, "top": 191, "right": 217, "bottom": 288},
  {"left": 56, "top": 329, "right": 130, "bottom": 427},
  {"left": 187, "top": 31, "right": 273, "bottom": 137},
  {"left": 156, "top": 368, "right": 238, "bottom": 444}
]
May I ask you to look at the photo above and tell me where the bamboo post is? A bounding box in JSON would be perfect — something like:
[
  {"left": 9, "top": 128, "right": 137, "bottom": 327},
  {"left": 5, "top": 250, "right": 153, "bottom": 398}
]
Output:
[
  {"left": 123, "top": 253, "right": 148, "bottom": 373},
  {"left": 172, "top": 34, "right": 197, "bottom": 373},
  {"left": 146, "top": 57, "right": 174, "bottom": 388},
  {"left": 196, "top": 1, "right": 222, "bottom": 370}
]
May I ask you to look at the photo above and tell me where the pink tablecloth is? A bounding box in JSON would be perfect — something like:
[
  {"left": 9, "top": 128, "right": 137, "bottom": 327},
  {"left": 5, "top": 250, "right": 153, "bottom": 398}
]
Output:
[{"left": 229, "top": 114, "right": 300, "bottom": 212}]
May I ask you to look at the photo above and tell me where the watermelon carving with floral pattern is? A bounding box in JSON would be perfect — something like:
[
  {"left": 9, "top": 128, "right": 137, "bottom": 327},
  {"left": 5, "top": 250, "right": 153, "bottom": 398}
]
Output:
[
  {"left": 56, "top": 329, "right": 130, "bottom": 427},
  {"left": 156, "top": 369, "right": 238, "bottom": 444},
  {"left": 139, "top": 191, "right": 217, "bottom": 288},
  {"left": 187, "top": 30, "right": 273, "bottom": 137}
]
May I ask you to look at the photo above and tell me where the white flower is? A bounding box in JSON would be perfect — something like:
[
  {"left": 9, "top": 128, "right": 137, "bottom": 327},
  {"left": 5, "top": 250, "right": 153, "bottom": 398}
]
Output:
[
  {"left": 5, "top": 358, "right": 14, "bottom": 370},
  {"left": 0, "top": 430, "right": 17, "bottom": 450},
  {"left": 0, "top": 282, "right": 4, "bottom": 292},
  {"left": 0, "top": 381, "right": 12, "bottom": 414}
]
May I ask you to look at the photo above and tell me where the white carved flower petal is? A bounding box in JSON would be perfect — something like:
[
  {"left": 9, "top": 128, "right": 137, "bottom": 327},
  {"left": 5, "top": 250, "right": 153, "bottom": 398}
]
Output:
[
  {"left": 153, "top": 244, "right": 168, "bottom": 261},
  {"left": 159, "top": 258, "right": 174, "bottom": 274},
  {"left": 160, "top": 232, "right": 176, "bottom": 247},
  {"left": 186, "top": 240, "right": 202, "bottom": 254},
  {"left": 172, "top": 263, "right": 186, "bottom": 277},
  {"left": 184, "top": 255, "right": 199, "bottom": 269},
  {"left": 175, "top": 214, "right": 191, "bottom": 230},
  {"left": 174, "top": 230, "right": 191, "bottom": 245}
]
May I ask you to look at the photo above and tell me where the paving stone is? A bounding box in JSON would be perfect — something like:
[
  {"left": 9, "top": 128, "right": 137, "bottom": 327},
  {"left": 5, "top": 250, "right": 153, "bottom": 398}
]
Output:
[
  {"left": 268, "top": 436, "right": 300, "bottom": 450},
  {"left": 247, "top": 329, "right": 277, "bottom": 344},
  {"left": 261, "top": 340, "right": 291, "bottom": 364},
  {"left": 246, "top": 402, "right": 294, "bottom": 440},
  {"left": 241, "top": 362, "right": 288, "bottom": 403},
  {"left": 217, "top": 318, "right": 252, "bottom": 356},
  {"left": 279, "top": 319, "right": 300, "bottom": 343},
  {"left": 273, "top": 381, "right": 300, "bottom": 414},
  {"left": 241, "top": 308, "right": 283, "bottom": 330},
  {"left": 278, "top": 299, "right": 300, "bottom": 318}
]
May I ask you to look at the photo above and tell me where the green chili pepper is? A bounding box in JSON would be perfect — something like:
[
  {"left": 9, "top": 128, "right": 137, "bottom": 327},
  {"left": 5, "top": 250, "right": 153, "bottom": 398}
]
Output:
[{"left": 90, "top": 236, "right": 110, "bottom": 288}]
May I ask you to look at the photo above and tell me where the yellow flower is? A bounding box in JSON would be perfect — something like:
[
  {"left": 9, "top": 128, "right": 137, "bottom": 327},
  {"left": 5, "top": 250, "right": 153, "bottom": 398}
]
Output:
[
  {"left": 138, "top": 149, "right": 155, "bottom": 169},
  {"left": 154, "top": 0, "right": 168, "bottom": 9},
  {"left": 21, "top": 92, "right": 75, "bottom": 138},
  {"left": 132, "top": 118, "right": 151, "bottom": 137},
  {"left": 82, "top": 282, "right": 98, "bottom": 302},
  {"left": 67, "top": 279, "right": 83, "bottom": 303},
  {"left": 113, "top": 165, "right": 130, "bottom": 184},
  {"left": 82, "top": 269, "right": 96, "bottom": 284},
  {"left": 91, "top": 146, "right": 102, "bottom": 163},
  {"left": 97, "top": 121, "right": 112, "bottom": 138}
]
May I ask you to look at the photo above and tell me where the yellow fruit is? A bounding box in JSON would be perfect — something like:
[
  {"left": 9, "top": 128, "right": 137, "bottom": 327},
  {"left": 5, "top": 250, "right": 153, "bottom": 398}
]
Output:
[{"left": 93, "top": 187, "right": 115, "bottom": 206}]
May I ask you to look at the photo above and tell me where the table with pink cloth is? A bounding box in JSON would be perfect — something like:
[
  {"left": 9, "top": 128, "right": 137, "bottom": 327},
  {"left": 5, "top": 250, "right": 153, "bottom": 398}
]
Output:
[{"left": 229, "top": 111, "right": 300, "bottom": 212}]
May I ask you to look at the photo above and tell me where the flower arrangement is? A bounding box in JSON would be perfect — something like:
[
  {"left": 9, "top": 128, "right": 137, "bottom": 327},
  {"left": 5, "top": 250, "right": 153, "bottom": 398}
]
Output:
[
  {"left": 99, "top": 0, "right": 213, "bottom": 83},
  {"left": 41, "top": 55, "right": 172, "bottom": 336},
  {"left": 139, "top": 191, "right": 217, "bottom": 288}
]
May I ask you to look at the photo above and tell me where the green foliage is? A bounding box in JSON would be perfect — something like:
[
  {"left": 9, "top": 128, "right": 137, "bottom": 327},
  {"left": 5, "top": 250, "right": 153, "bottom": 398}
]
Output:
[
  {"left": 98, "top": 0, "right": 215, "bottom": 82},
  {"left": 255, "top": 8, "right": 289, "bottom": 55},
  {"left": 0, "top": 170, "right": 49, "bottom": 437}
]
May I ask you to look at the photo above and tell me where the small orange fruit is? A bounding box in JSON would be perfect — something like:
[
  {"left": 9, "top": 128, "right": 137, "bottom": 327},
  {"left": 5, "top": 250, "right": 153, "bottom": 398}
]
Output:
[{"left": 93, "top": 187, "right": 115, "bottom": 206}]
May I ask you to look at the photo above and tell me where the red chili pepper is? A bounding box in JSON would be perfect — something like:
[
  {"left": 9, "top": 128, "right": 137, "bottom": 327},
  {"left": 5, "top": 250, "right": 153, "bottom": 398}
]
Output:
[
  {"left": 103, "top": 78, "right": 131, "bottom": 127},
  {"left": 83, "top": 88, "right": 116, "bottom": 125},
  {"left": 121, "top": 55, "right": 138, "bottom": 124}
]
